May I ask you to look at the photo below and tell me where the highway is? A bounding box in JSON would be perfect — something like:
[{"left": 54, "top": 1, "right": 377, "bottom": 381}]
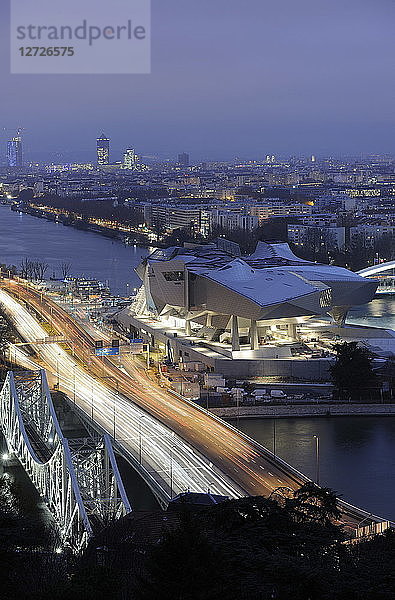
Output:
[{"left": 0, "top": 278, "right": 387, "bottom": 532}]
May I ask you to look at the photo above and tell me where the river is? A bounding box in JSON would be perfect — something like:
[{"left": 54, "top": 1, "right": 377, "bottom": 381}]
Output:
[{"left": 0, "top": 204, "right": 394, "bottom": 519}]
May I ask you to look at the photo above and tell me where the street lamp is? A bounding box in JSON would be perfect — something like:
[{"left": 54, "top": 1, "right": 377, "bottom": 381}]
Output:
[
  {"left": 169, "top": 446, "right": 174, "bottom": 499},
  {"left": 139, "top": 414, "right": 148, "bottom": 465},
  {"left": 100, "top": 375, "right": 119, "bottom": 440},
  {"left": 90, "top": 382, "right": 94, "bottom": 421},
  {"left": 113, "top": 398, "right": 116, "bottom": 440},
  {"left": 235, "top": 389, "right": 242, "bottom": 429},
  {"left": 313, "top": 435, "right": 320, "bottom": 485},
  {"left": 166, "top": 438, "right": 177, "bottom": 499},
  {"left": 72, "top": 364, "right": 77, "bottom": 405},
  {"left": 56, "top": 353, "right": 61, "bottom": 388}
]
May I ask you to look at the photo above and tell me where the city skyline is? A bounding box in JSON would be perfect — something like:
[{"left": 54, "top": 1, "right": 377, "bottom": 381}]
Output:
[{"left": 2, "top": 126, "right": 395, "bottom": 167}]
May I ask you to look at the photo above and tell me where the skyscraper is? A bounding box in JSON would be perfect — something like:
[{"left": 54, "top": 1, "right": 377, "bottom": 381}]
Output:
[
  {"left": 123, "top": 148, "right": 137, "bottom": 169},
  {"left": 7, "top": 131, "right": 23, "bottom": 167},
  {"left": 178, "top": 152, "right": 189, "bottom": 167},
  {"left": 97, "top": 134, "right": 110, "bottom": 165}
]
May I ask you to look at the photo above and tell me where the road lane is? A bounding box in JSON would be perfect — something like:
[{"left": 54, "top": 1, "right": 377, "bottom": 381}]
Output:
[{"left": 0, "top": 279, "right": 387, "bottom": 533}]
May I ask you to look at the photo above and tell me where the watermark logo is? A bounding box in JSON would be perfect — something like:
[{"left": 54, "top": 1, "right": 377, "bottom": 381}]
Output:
[{"left": 11, "top": 0, "right": 151, "bottom": 74}]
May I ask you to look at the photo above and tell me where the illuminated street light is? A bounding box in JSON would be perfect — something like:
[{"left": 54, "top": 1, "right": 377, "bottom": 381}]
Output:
[{"left": 313, "top": 435, "right": 320, "bottom": 485}]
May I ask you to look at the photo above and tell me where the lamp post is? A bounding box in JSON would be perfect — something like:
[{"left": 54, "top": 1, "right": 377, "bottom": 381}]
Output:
[
  {"left": 236, "top": 389, "right": 241, "bottom": 429},
  {"left": 273, "top": 415, "right": 276, "bottom": 460},
  {"left": 100, "top": 375, "right": 119, "bottom": 440},
  {"left": 146, "top": 343, "right": 150, "bottom": 370},
  {"left": 72, "top": 369, "right": 76, "bottom": 404},
  {"left": 139, "top": 414, "right": 147, "bottom": 465},
  {"left": 313, "top": 435, "right": 320, "bottom": 485},
  {"left": 49, "top": 305, "right": 54, "bottom": 335},
  {"left": 56, "top": 353, "right": 60, "bottom": 388},
  {"left": 91, "top": 382, "right": 94, "bottom": 421},
  {"left": 113, "top": 400, "right": 116, "bottom": 440},
  {"left": 169, "top": 446, "right": 174, "bottom": 499}
]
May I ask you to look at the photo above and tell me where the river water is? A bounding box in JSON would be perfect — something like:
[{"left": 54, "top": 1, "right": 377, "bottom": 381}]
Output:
[{"left": 0, "top": 204, "right": 394, "bottom": 519}]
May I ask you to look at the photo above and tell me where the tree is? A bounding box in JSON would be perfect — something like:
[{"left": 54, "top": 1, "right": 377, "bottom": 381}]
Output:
[
  {"left": 17, "top": 189, "right": 34, "bottom": 203},
  {"left": 330, "top": 341, "right": 379, "bottom": 401},
  {"left": 59, "top": 261, "right": 72, "bottom": 280},
  {"left": 375, "top": 233, "right": 395, "bottom": 262},
  {"left": 20, "top": 259, "right": 49, "bottom": 281},
  {"left": 345, "top": 233, "right": 373, "bottom": 271},
  {"left": 134, "top": 491, "right": 345, "bottom": 600},
  {"left": 0, "top": 311, "right": 12, "bottom": 373},
  {"left": 288, "top": 482, "right": 341, "bottom": 526},
  {"left": 163, "top": 226, "right": 193, "bottom": 247},
  {"left": 32, "top": 260, "right": 49, "bottom": 281},
  {"left": 19, "top": 258, "right": 34, "bottom": 280}
]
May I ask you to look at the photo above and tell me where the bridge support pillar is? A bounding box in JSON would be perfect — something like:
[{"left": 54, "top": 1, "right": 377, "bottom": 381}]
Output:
[
  {"left": 231, "top": 315, "right": 240, "bottom": 352},
  {"left": 330, "top": 307, "right": 348, "bottom": 327},
  {"left": 185, "top": 319, "right": 191, "bottom": 336},
  {"left": 250, "top": 320, "right": 258, "bottom": 350}
]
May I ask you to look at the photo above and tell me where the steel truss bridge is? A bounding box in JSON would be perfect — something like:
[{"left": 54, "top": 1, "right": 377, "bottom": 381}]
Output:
[{"left": 0, "top": 369, "right": 131, "bottom": 552}]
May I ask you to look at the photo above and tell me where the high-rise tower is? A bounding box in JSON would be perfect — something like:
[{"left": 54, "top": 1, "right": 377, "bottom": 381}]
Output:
[
  {"left": 123, "top": 148, "right": 137, "bottom": 169},
  {"left": 178, "top": 152, "right": 189, "bottom": 167},
  {"left": 97, "top": 134, "right": 110, "bottom": 165},
  {"left": 7, "top": 130, "right": 23, "bottom": 167}
]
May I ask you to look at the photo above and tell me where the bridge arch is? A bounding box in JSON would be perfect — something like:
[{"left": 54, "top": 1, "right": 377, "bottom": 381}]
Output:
[{"left": 358, "top": 261, "right": 395, "bottom": 277}]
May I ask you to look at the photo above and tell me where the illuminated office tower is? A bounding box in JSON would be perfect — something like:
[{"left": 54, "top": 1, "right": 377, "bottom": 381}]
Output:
[
  {"left": 7, "top": 131, "right": 23, "bottom": 167},
  {"left": 123, "top": 148, "right": 137, "bottom": 169},
  {"left": 96, "top": 134, "right": 110, "bottom": 165}
]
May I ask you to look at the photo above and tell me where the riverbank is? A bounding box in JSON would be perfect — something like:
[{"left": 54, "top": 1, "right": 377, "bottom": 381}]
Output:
[
  {"left": 11, "top": 203, "right": 131, "bottom": 241},
  {"left": 211, "top": 403, "right": 395, "bottom": 419},
  {"left": 9, "top": 202, "right": 158, "bottom": 248},
  {"left": 0, "top": 204, "right": 149, "bottom": 295}
]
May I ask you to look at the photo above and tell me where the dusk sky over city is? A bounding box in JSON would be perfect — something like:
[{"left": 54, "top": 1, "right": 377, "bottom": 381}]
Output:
[{"left": 1, "top": 0, "right": 394, "bottom": 161}]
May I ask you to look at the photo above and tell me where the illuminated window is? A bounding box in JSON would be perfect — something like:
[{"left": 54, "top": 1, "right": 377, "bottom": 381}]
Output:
[
  {"left": 320, "top": 289, "right": 332, "bottom": 307},
  {"left": 163, "top": 271, "right": 184, "bottom": 282}
]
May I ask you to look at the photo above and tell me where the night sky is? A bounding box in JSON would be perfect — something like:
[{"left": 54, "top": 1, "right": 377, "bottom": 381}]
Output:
[{"left": 1, "top": 0, "right": 394, "bottom": 161}]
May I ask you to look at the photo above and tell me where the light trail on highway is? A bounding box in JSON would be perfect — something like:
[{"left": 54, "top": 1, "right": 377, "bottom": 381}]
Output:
[
  {"left": 0, "top": 278, "right": 388, "bottom": 533},
  {"left": 0, "top": 286, "right": 246, "bottom": 501}
]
